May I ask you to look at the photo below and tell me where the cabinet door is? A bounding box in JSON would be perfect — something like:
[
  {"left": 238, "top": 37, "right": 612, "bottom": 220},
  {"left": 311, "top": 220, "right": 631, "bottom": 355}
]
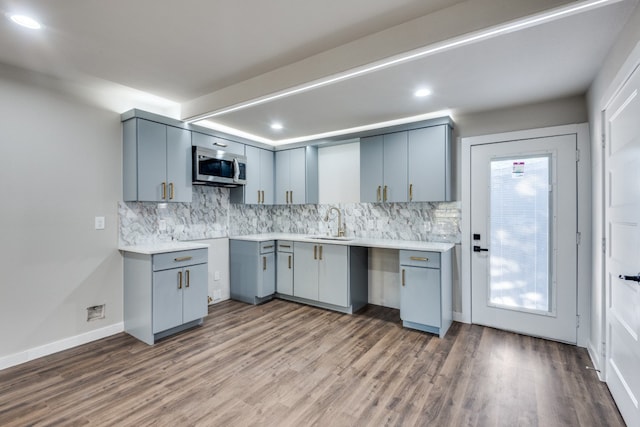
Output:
[
  {"left": 258, "top": 252, "right": 275, "bottom": 297},
  {"left": 400, "top": 266, "right": 441, "bottom": 327},
  {"left": 152, "top": 268, "right": 183, "bottom": 333},
  {"left": 408, "top": 126, "right": 447, "bottom": 202},
  {"left": 182, "top": 263, "right": 208, "bottom": 324},
  {"left": 137, "top": 119, "right": 167, "bottom": 202},
  {"left": 166, "top": 126, "right": 192, "bottom": 203},
  {"left": 277, "top": 252, "right": 294, "bottom": 296},
  {"left": 260, "top": 149, "right": 275, "bottom": 205},
  {"left": 275, "top": 150, "right": 289, "bottom": 204},
  {"left": 289, "top": 148, "right": 306, "bottom": 204},
  {"left": 318, "top": 244, "right": 349, "bottom": 307},
  {"left": 293, "top": 242, "right": 319, "bottom": 300},
  {"left": 244, "top": 146, "right": 262, "bottom": 204},
  {"left": 383, "top": 132, "right": 408, "bottom": 202},
  {"left": 360, "top": 135, "right": 384, "bottom": 202}
]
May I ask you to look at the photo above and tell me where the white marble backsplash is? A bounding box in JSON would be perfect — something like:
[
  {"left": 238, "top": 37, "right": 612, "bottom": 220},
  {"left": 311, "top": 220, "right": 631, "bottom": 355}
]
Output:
[{"left": 120, "top": 185, "right": 461, "bottom": 245}]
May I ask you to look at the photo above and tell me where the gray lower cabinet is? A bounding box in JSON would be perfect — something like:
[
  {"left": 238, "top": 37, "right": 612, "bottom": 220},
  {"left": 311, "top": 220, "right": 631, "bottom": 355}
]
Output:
[
  {"left": 399, "top": 249, "right": 452, "bottom": 338},
  {"left": 230, "top": 240, "right": 276, "bottom": 304},
  {"left": 291, "top": 242, "right": 367, "bottom": 313},
  {"left": 124, "top": 249, "right": 208, "bottom": 345},
  {"left": 123, "top": 118, "right": 192, "bottom": 203},
  {"left": 276, "top": 241, "right": 294, "bottom": 296}
]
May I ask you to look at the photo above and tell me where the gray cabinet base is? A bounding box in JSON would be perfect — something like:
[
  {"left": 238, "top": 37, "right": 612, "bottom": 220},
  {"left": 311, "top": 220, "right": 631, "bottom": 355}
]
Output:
[
  {"left": 152, "top": 319, "right": 203, "bottom": 344},
  {"left": 402, "top": 320, "right": 447, "bottom": 338},
  {"left": 277, "top": 294, "right": 366, "bottom": 315}
]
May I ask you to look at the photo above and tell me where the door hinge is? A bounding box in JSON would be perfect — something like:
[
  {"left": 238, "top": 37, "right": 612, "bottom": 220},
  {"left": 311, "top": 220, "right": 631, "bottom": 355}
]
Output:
[
  {"left": 576, "top": 149, "right": 580, "bottom": 162},
  {"left": 601, "top": 133, "right": 606, "bottom": 149},
  {"left": 576, "top": 232, "right": 582, "bottom": 245},
  {"left": 602, "top": 341, "right": 607, "bottom": 359},
  {"left": 576, "top": 314, "right": 580, "bottom": 328},
  {"left": 602, "top": 237, "right": 607, "bottom": 254}
]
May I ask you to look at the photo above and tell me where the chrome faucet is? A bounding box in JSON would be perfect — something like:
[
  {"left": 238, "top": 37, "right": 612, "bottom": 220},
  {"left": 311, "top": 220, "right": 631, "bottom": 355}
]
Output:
[{"left": 324, "top": 206, "right": 345, "bottom": 237}]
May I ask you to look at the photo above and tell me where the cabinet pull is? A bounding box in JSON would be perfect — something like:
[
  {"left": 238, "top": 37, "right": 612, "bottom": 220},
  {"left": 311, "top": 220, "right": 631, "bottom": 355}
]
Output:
[
  {"left": 185, "top": 269, "right": 190, "bottom": 287},
  {"left": 178, "top": 271, "right": 183, "bottom": 289},
  {"left": 162, "top": 182, "right": 167, "bottom": 200},
  {"left": 319, "top": 245, "right": 323, "bottom": 260},
  {"left": 383, "top": 185, "right": 388, "bottom": 202},
  {"left": 263, "top": 256, "right": 267, "bottom": 271},
  {"left": 410, "top": 256, "right": 428, "bottom": 262},
  {"left": 280, "top": 244, "right": 291, "bottom": 248},
  {"left": 288, "top": 255, "right": 292, "bottom": 269},
  {"left": 377, "top": 186, "right": 381, "bottom": 202},
  {"left": 261, "top": 190, "right": 265, "bottom": 204},
  {"left": 290, "top": 190, "right": 293, "bottom": 203},
  {"left": 169, "top": 182, "right": 175, "bottom": 200},
  {"left": 409, "top": 184, "right": 413, "bottom": 202},
  {"left": 174, "top": 256, "right": 192, "bottom": 262},
  {"left": 313, "top": 245, "right": 317, "bottom": 260},
  {"left": 286, "top": 191, "right": 289, "bottom": 204},
  {"left": 214, "top": 142, "right": 228, "bottom": 148},
  {"left": 263, "top": 245, "right": 274, "bottom": 249},
  {"left": 258, "top": 190, "right": 261, "bottom": 204},
  {"left": 402, "top": 269, "right": 405, "bottom": 287}
]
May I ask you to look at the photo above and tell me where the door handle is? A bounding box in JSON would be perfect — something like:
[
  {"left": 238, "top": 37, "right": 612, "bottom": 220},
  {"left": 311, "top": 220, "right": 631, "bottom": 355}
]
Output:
[
  {"left": 402, "top": 269, "right": 405, "bottom": 287},
  {"left": 473, "top": 246, "right": 489, "bottom": 252},
  {"left": 288, "top": 255, "right": 292, "bottom": 269},
  {"left": 313, "top": 245, "right": 317, "bottom": 260},
  {"left": 178, "top": 271, "right": 183, "bottom": 289},
  {"left": 169, "top": 182, "right": 174, "bottom": 200},
  {"left": 409, "top": 184, "right": 413, "bottom": 201},
  {"left": 383, "top": 185, "right": 388, "bottom": 202},
  {"left": 319, "top": 245, "right": 323, "bottom": 260},
  {"left": 263, "top": 256, "right": 267, "bottom": 271},
  {"left": 377, "top": 186, "right": 381, "bottom": 202},
  {"left": 618, "top": 274, "right": 640, "bottom": 282},
  {"left": 185, "top": 269, "right": 190, "bottom": 287}
]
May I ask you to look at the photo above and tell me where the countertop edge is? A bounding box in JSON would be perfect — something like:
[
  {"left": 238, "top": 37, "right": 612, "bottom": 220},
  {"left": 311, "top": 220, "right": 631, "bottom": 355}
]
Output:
[{"left": 119, "top": 242, "right": 210, "bottom": 255}]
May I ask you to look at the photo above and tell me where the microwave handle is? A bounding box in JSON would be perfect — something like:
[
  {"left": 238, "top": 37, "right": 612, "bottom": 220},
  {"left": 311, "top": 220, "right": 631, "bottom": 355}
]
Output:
[{"left": 233, "top": 158, "right": 240, "bottom": 183}]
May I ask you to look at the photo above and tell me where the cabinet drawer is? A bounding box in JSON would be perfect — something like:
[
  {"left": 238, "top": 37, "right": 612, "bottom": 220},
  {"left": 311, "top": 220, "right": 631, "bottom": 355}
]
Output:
[
  {"left": 260, "top": 241, "right": 276, "bottom": 254},
  {"left": 192, "top": 132, "right": 244, "bottom": 156},
  {"left": 153, "top": 249, "right": 208, "bottom": 271},
  {"left": 399, "top": 250, "right": 440, "bottom": 269},
  {"left": 277, "top": 240, "right": 293, "bottom": 253}
]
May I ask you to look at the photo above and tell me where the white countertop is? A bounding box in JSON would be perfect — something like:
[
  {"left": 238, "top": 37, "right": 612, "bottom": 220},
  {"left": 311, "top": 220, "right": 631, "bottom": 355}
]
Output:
[
  {"left": 230, "top": 233, "right": 455, "bottom": 253},
  {"left": 118, "top": 241, "right": 210, "bottom": 255}
]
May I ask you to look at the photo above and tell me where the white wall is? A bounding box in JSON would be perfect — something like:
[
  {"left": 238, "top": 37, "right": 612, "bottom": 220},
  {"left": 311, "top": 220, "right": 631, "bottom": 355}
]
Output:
[
  {"left": 0, "top": 63, "right": 176, "bottom": 369},
  {"left": 586, "top": 2, "right": 640, "bottom": 372},
  {"left": 318, "top": 142, "right": 360, "bottom": 203}
]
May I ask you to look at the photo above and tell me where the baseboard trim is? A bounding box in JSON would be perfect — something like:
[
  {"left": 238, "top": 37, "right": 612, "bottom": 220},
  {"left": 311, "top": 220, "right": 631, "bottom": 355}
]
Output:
[
  {"left": 587, "top": 341, "right": 605, "bottom": 382},
  {"left": 453, "top": 311, "right": 469, "bottom": 323},
  {"left": 0, "top": 322, "right": 124, "bottom": 371}
]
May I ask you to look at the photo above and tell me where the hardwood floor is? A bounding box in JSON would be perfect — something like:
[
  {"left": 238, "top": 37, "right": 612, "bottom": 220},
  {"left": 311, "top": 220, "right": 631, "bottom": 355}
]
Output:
[{"left": 0, "top": 300, "right": 624, "bottom": 426}]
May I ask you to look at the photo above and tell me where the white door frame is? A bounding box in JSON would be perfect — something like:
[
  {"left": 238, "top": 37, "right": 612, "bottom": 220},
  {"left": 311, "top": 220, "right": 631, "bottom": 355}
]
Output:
[{"left": 461, "top": 123, "right": 591, "bottom": 347}]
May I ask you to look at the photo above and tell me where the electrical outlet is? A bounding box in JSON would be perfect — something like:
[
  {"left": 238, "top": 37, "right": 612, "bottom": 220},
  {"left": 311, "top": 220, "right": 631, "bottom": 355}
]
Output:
[{"left": 95, "top": 216, "right": 105, "bottom": 230}]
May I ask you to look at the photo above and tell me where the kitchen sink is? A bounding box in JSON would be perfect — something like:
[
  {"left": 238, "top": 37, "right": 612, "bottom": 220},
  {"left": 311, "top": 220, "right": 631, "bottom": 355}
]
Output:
[{"left": 306, "top": 235, "right": 353, "bottom": 242}]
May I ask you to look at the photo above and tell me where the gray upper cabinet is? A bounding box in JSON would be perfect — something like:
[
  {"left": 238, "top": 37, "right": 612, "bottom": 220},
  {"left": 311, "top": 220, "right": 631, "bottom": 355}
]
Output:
[
  {"left": 123, "top": 118, "right": 192, "bottom": 203},
  {"left": 360, "top": 135, "right": 383, "bottom": 202},
  {"left": 231, "top": 145, "right": 274, "bottom": 205},
  {"left": 408, "top": 125, "right": 451, "bottom": 202},
  {"left": 275, "top": 146, "right": 318, "bottom": 205},
  {"left": 359, "top": 122, "right": 452, "bottom": 203},
  {"left": 191, "top": 131, "right": 244, "bottom": 156}
]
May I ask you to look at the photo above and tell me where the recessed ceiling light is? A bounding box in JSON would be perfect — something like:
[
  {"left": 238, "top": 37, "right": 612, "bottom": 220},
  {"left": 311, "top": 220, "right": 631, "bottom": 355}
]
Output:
[
  {"left": 414, "top": 88, "right": 432, "bottom": 97},
  {"left": 9, "top": 14, "right": 41, "bottom": 30},
  {"left": 271, "top": 122, "right": 284, "bottom": 130}
]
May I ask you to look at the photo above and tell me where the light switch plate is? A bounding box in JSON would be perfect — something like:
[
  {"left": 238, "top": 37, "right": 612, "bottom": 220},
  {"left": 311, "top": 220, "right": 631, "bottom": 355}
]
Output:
[{"left": 94, "top": 216, "right": 105, "bottom": 230}]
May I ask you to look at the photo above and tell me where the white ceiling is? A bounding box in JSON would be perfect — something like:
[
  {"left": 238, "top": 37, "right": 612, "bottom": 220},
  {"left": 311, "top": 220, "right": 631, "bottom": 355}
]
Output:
[{"left": 0, "top": 0, "right": 636, "bottom": 145}]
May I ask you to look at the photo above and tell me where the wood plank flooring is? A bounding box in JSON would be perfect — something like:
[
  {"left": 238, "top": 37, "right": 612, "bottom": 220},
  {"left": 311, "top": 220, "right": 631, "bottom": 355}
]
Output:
[{"left": 0, "top": 300, "right": 624, "bottom": 426}]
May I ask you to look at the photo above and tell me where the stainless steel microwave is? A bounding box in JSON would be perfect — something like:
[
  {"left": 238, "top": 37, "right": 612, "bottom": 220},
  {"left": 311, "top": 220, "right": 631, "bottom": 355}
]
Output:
[{"left": 192, "top": 146, "right": 247, "bottom": 187}]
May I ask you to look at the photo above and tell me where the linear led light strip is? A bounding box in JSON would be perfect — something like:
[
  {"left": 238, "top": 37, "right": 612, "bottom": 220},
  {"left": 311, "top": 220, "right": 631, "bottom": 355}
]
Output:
[{"left": 185, "top": 0, "right": 618, "bottom": 123}]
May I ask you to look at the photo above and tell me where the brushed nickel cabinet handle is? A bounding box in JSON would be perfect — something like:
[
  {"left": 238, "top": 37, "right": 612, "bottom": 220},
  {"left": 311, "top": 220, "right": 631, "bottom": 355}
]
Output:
[
  {"left": 409, "top": 184, "right": 413, "bottom": 201},
  {"left": 162, "top": 182, "right": 167, "bottom": 200},
  {"left": 258, "top": 190, "right": 261, "bottom": 204},
  {"left": 169, "top": 182, "right": 175, "bottom": 200},
  {"left": 314, "top": 245, "right": 317, "bottom": 260},
  {"left": 402, "top": 269, "right": 405, "bottom": 287},
  {"left": 377, "top": 186, "right": 381, "bottom": 202},
  {"left": 174, "top": 256, "right": 193, "bottom": 262},
  {"left": 286, "top": 191, "right": 289, "bottom": 204},
  {"left": 263, "top": 245, "right": 274, "bottom": 249},
  {"left": 178, "top": 271, "right": 183, "bottom": 289},
  {"left": 288, "top": 255, "right": 292, "bottom": 269},
  {"left": 214, "top": 142, "right": 228, "bottom": 147},
  {"left": 185, "top": 269, "right": 190, "bottom": 287},
  {"left": 290, "top": 190, "right": 293, "bottom": 203},
  {"left": 279, "top": 244, "right": 291, "bottom": 248},
  {"left": 261, "top": 190, "right": 265, "bottom": 204},
  {"left": 263, "top": 256, "right": 267, "bottom": 271},
  {"left": 319, "top": 245, "right": 323, "bottom": 260},
  {"left": 410, "top": 256, "right": 428, "bottom": 262},
  {"left": 383, "top": 185, "right": 388, "bottom": 202}
]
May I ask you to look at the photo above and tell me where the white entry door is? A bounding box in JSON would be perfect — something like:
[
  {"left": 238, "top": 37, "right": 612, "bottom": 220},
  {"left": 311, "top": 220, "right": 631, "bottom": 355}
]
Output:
[
  {"left": 605, "top": 63, "right": 640, "bottom": 427},
  {"left": 471, "top": 135, "right": 577, "bottom": 343}
]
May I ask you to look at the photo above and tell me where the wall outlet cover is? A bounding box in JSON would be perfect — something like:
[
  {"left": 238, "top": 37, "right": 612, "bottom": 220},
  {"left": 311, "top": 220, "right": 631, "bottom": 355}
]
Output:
[
  {"left": 94, "top": 216, "right": 105, "bottom": 230},
  {"left": 87, "top": 304, "right": 105, "bottom": 321}
]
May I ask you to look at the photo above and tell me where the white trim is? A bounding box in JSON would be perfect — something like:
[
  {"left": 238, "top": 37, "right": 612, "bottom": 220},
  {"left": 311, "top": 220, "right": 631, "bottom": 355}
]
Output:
[
  {"left": 461, "top": 123, "right": 590, "bottom": 346},
  {"left": 0, "top": 322, "right": 124, "bottom": 371},
  {"left": 588, "top": 341, "right": 605, "bottom": 382}
]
